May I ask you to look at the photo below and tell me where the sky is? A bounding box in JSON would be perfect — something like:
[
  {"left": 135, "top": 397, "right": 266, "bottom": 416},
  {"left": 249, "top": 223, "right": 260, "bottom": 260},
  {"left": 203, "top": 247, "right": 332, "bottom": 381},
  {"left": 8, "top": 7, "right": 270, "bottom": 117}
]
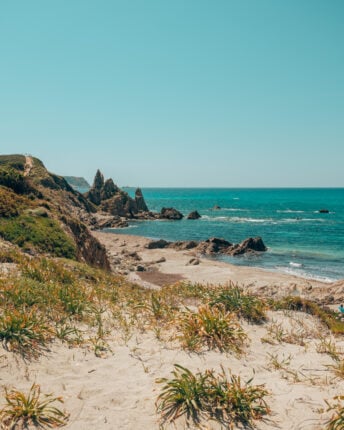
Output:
[{"left": 0, "top": 0, "right": 343, "bottom": 187}]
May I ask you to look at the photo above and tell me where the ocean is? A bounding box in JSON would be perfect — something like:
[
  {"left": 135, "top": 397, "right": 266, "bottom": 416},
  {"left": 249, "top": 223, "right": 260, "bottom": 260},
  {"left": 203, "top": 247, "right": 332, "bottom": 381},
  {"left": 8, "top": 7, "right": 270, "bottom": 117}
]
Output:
[{"left": 107, "top": 188, "right": 344, "bottom": 283}]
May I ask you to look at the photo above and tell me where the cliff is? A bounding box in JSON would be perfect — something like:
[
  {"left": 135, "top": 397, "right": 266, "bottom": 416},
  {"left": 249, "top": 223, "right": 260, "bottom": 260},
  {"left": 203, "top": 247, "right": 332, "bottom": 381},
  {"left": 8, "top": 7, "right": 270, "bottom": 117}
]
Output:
[{"left": 0, "top": 155, "right": 109, "bottom": 270}]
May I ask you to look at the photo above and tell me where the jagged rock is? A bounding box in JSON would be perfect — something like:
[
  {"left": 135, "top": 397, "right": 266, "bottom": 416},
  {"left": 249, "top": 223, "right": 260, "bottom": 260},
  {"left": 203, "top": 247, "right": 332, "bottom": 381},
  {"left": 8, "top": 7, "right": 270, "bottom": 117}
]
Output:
[
  {"left": 160, "top": 207, "right": 183, "bottom": 220},
  {"left": 85, "top": 170, "right": 149, "bottom": 218},
  {"left": 169, "top": 241, "right": 198, "bottom": 250},
  {"left": 319, "top": 209, "right": 329, "bottom": 213},
  {"left": 187, "top": 211, "right": 201, "bottom": 220},
  {"left": 197, "top": 237, "right": 232, "bottom": 254},
  {"left": 227, "top": 237, "right": 267, "bottom": 256},
  {"left": 135, "top": 188, "right": 149, "bottom": 212},
  {"left": 145, "top": 239, "right": 170, "bottom": 249},
  {"left": 101, "top": 178, "right": 119, "bottom": 200},
  {"left": 94, "top": 169, "right": 104, "bottom": 190}
]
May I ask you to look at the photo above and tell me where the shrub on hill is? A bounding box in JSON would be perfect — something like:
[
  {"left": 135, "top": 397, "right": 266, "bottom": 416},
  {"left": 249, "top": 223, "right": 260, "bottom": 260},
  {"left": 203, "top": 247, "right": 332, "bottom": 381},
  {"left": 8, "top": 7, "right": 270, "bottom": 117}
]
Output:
[{"left": 0, "top": 214, "right": 76, "bottom": 259}]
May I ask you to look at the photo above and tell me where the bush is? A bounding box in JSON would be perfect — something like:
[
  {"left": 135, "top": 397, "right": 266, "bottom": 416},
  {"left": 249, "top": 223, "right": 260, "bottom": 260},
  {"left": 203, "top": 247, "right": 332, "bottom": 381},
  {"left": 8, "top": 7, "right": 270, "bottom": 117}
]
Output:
[
  {"left": 210, "top": 286, "right": 267, "bottom": 323},
  {"left": 0, "top": 384, "right": 68, "bottom": 428},
  {"left": 156, "top": 365, "right": 270, "bottom": 427},
  {"left": 0, "top": 214, "right": 76, "bottom": 259},
  {"left": 176, "top": 305, "right": 246, "bottom": 353}
]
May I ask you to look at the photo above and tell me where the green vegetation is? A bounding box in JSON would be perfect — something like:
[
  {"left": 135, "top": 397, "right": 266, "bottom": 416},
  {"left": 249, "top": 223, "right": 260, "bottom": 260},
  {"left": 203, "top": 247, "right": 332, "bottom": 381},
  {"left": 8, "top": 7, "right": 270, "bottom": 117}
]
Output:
[
  {"left": 210, "top": 285, "right": 267, "bottom": 323},
  {"left": 272, "top": 296, "right": 344, "bottom": 335},
  {"left": 176, "top": 304, "right": 246, "bottom": 353},
  {"left": 156, "top": 364, "right": 270, "bottom": 427},
  {"left": 0, "top": 384, "right": 68, "bottom": 428},
  {"left": 0, "top": 154, "right": 25, "bottom": 170},
  {"left": 326, "top": 396, "right": 344, "bottom": 430},
  {"left": 0, "top": 214, "right": 76, "bottom": 258}
]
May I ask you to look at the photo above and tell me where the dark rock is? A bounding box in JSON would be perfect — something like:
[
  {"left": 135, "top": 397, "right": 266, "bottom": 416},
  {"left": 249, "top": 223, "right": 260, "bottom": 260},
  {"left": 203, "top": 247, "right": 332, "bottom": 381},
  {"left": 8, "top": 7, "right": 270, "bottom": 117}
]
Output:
[
  {"left": 135, "top": 188, "right": 149, "bottom": 212},
  {"left": 213, "top": 205, "right": 221, "bottom": 210},
  {"left": 319, "top": 209, "right": 329, "bottom": 213},
  {"left": 93, "top": 169, "right": 105, "bottom": 190},
  {"left": 155, "top": 257, "right": 166, "bottom": 263},
  {"left": 187, "top": 258, "right": 200, "bottom": 266},
  {"left": 160, "top": 207, "right": 184, "bottom": 220},
  {"left": 136, "top": 265, "right": 146, "bottom": 272},
  {"left": 227, "top": 237, "right": 267, "bottom": 256},
  {"left": 101, "top": 178, "right": 119, "bottom": 200},
  {"left": 187, "top": 210, "right": 201, "bottom": 220},
  {"left": 169, "top": 241, "right": 198, "bottom": 250},
  {"left": 197, "top": 237, "right": 232, "bottom": 254},
  {"left": 145, "top": 239, "right": 171, "bottom": 249}
]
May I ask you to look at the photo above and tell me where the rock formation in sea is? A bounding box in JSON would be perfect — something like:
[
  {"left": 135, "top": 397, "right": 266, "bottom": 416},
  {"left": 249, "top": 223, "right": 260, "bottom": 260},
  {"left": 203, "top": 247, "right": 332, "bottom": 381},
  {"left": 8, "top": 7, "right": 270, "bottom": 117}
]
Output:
[
  {"left": 159, "top": 207, "right": 184, "bottom": 220},
  {"left": 187, "top": 210, "right": 201, "bottom": 219},
  {"left": 84, "top": 170, "right": 149, "bottom": 218}
]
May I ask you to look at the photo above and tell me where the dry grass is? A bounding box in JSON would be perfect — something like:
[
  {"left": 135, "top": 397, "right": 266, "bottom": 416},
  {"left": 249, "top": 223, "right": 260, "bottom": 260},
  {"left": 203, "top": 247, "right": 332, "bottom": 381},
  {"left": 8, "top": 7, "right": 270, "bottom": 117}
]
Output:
[{"left": 0, "top": 384, "right": 69, "bottom": 428}]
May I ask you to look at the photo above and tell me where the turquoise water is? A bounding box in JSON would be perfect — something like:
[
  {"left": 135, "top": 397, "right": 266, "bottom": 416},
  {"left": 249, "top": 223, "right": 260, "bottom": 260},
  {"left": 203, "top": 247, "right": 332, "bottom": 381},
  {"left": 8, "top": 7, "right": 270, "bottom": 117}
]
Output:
[{"left": 108, "top": 188, "right": 344, "bottom": 282}]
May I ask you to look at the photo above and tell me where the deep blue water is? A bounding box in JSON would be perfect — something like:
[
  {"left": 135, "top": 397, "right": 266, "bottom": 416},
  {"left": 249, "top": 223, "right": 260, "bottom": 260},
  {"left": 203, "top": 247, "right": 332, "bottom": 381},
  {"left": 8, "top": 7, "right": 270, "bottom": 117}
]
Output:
[{"left": 107, "top": 188, "right": 344, "bottom": 282}]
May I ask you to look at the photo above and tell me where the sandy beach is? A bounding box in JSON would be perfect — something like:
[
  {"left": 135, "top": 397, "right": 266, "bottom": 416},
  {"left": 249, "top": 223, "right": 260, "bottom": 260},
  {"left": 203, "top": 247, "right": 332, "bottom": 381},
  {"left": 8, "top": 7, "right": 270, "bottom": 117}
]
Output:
[
  {"left": 1, "top": 232, "right": 344, "bottom": 430},
  {"left": 93, "top": 231, "right": 344, "bottom": 304}
]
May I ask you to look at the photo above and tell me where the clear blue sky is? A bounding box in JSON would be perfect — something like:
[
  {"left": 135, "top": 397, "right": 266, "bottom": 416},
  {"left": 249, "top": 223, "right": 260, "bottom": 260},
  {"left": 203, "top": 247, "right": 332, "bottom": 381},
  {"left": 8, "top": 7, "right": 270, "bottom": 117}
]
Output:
[{"left": 1, "top": 0, "right": 343, "bottom": 187}]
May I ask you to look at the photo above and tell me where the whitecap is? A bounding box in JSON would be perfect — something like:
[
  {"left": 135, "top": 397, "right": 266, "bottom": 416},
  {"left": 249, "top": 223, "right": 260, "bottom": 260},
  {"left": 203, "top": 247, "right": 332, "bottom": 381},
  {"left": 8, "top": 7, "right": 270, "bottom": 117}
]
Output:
[{"left": 289, "top": 261, "right": 303, "bottom": 268}]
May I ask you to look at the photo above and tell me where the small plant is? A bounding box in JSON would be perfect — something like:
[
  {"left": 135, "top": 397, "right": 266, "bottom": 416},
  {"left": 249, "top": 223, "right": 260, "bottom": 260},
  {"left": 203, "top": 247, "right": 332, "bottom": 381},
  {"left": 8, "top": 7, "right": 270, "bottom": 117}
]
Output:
[
  {"left": 263, "top": 320, "right": 287, "bottom": 344},
  {"left": 156, "top": 365, "right": 270, "bottom": 427},
  {"left": 317, "top": 337, "right": 341, "bottom": 361},
  {"left": 267, "top": 353, "right": 292, "bottom": 371},
  {"left": 177, "top": 305, "right": 246, "bottom": 353},
  {"left": 156, "top": 365, "right": 209, "bottom": 424},
  {"left": 326, "top": 396, "right": 344, "bottom": 429},
  {"left": 328, "top": 361, "right": 344, "bottom": 379},
  {"left": 0, "top": 384, "right": 69, "bottom": 428},
  {"left": 210, "top": 286, "right": 267, "bottom": 323},
  {"left": 0, "top": 308, "right": 52, "bottom": 358}
]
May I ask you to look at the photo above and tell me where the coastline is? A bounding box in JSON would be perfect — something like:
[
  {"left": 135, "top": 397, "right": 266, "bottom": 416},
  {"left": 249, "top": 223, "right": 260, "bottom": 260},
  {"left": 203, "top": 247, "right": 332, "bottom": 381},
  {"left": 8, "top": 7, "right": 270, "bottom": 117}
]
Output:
[{"left": 93, "top": 231, "right": 344, "bottom": 304}]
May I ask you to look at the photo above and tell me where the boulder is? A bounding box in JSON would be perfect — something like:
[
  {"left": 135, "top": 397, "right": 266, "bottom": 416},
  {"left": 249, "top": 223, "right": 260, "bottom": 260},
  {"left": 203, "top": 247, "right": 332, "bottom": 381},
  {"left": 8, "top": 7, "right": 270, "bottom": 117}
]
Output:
[
  {"left": 169, "top": 240, "right": 198, "bottom": 250},
  {"left": 227, "top": 237, "right": 267, "bottom": 256},
  {"left": 187, "top": 210, "right": 201, "bottom": 220},
  {"left": 197, "top": 237, "right": 232, "bottom": 254},
  {"left": 160, "top": 207, "right": 183, "bottom": 220},
  {"left": 319, "top": 209, "right": 329, "bottom": 213},
  {"left": 145, "top": 239, "right": 171, "bottom": 249}
]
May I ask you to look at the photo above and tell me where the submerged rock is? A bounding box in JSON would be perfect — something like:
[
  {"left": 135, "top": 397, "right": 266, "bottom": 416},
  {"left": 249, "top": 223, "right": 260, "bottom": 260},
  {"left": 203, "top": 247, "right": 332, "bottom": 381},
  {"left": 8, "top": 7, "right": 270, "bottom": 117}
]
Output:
[
  {"left": 319, "top": 209, "right": 329, "bottom": 213},
  {"left": 187, "top": 210, "right": 201, "bottom": 220}
]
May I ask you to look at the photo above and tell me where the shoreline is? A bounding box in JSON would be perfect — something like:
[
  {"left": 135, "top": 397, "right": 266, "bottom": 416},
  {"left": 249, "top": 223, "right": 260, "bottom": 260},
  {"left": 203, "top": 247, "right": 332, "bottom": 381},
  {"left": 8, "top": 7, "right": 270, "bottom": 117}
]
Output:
[{"left": 93, "top": 231, "right": 344, "bottom": 303}]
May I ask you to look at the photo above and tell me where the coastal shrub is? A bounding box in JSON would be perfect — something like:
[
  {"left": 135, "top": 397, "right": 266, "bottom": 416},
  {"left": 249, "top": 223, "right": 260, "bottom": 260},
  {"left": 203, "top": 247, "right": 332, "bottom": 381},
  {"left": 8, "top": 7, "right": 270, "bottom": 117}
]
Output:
[
  {"left": 326, "top": 396, "right": 344, "bottom": 430},
  {"left": 0, "top": 384, "right": 68, "bottom": 428},
  {"left": 156, "top": 365, "right": 270, "bottom": 427},
  {"left": 272, "top": 297, "right": 344, "bottom": 335},
  {"left": 176, "top": 305, "right": 246, "bottom": 353},
  {"left": 0, "top": 308, "right": 52, "bottom": 358},
  {"left": 0, "top": 214, "right": 76, "bottom": 259},
  {"left": 210, "top": 285, "right": 267, "bottom": 323},
  {"left": 0, "top": 166, "right": 29, "bottom": 194},
  {"left": 0, "top": 154, "right": 25, "bottom": 171}
]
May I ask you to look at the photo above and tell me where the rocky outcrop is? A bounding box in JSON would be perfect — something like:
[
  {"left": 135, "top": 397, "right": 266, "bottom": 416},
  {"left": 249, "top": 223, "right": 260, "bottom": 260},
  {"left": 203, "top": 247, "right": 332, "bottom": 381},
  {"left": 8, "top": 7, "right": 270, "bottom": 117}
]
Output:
[
  {"left": 196, "top": 237, "right": 233, "bottom": 254},
  {"left": 145, "top": 239, "right": 170, "bottom": 249},
  {"left": 135, "top": 188, "right": 149, "bottom": 212},
  {"left": 187, "top": 210, "right": 201, "bottom": 220},
  {"left": 228, "top": 237, "right": 267, "bottom": 256},
  {"left": 160, "top": 207, "right": 183, "bottom": 220},
  {"left": 84, "top": 170, "right": 149, "bottom": 218},
  {"left": 169, "top": 240, "right": 198, "bottom": 250},
  {"left": 61, "top": 216, "right": 110, "bottom": 270}
]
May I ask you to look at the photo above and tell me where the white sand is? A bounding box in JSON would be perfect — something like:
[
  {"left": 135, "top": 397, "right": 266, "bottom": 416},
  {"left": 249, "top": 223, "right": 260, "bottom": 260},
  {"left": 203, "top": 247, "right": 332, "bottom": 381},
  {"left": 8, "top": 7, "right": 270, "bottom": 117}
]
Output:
[{"left": 1, "top": 232, "right": 344, "bottom": 429}]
